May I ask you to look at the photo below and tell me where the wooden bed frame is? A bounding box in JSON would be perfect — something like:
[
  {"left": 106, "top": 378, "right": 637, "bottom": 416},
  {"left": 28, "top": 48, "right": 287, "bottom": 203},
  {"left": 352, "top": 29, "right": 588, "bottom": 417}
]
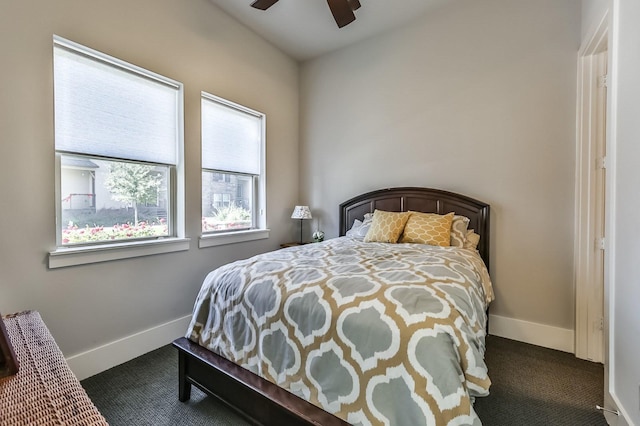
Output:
[
  {"left": 173, "top": 187, "right": 490, "bottom": 426},
  {"left": 339, "top": 187, "right": 490, "bottom": 268}
]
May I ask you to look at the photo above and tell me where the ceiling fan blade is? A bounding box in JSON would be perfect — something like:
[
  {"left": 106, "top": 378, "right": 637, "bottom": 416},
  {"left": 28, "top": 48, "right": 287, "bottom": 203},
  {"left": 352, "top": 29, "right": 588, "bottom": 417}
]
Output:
[
  {"left": 327, "top": 0, "right": 356, "bottom": 28},
  {"left": 250, "top": 0, "right": 279, "bottom": 10},
  {"left": 348, "top": 0, "right": 361, "bottom": 11}
]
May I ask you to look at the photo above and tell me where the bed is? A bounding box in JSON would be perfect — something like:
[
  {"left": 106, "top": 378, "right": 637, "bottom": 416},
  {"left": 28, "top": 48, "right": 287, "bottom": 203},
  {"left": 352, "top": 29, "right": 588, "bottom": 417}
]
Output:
[{"left": 173, "top": 187, "right": 492, "bottom": 426}]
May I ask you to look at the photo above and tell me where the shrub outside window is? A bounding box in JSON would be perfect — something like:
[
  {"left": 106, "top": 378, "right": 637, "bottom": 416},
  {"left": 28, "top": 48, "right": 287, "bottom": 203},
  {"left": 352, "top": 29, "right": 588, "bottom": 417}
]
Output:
[
  {"left": 59, "top": 155, "right": 170, "bottom": 245},
  {"left": 53, "top": 36, "right": 183, "bottom": 248},
  {"left": 201, "top": 93, "right": 265, "bottom": 234}
]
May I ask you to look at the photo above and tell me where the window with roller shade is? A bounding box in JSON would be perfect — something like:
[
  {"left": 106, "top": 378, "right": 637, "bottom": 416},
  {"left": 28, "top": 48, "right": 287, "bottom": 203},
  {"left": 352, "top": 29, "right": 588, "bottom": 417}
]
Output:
[
  {"left": 53, "top": 36, "right": 184, "bottom": 248},
  {"left": 201, "top": 92, "right": 265, "bottom": 234}
]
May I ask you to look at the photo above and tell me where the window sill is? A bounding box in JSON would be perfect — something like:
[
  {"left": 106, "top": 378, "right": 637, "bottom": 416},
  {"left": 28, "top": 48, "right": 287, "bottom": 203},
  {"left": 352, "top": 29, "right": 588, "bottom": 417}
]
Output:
[
  {"left": 199, "top": 229, "right": 270, "bottom": 248},
  {"left": 48, "top": 237, "right": 191, "bottom": 269}
]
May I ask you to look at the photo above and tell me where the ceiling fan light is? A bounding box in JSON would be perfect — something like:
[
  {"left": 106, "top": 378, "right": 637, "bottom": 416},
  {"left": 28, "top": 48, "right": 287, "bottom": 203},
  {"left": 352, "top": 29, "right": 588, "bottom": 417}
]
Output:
[
  {"left": 250, "top": 0, "right": 358, "bottom": 29},
  {"left": 327, "top": 0, "right": 356, "bottom": 28},
  {"left": 250, "top": 0, "right": 279, "bottom": 11}
]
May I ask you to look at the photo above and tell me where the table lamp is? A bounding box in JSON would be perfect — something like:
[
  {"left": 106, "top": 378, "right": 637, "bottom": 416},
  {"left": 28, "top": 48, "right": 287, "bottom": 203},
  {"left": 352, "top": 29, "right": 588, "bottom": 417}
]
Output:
[{"left": 291, "top": 206, "right": 312, "bottom": 244}]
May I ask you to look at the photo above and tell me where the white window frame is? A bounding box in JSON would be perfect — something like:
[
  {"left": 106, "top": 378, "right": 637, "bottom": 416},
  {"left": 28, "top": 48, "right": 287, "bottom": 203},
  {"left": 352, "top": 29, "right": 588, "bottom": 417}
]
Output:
[
  {"left": 199, "top": 92, "right": 268, "bottom": 248},
  {"left": 49, "top": 36, "right": 188, "bottom": 268}
]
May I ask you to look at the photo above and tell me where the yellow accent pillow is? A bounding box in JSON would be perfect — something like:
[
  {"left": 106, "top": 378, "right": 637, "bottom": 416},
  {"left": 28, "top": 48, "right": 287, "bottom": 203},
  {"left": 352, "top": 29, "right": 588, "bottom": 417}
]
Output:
[
  {"left": 363, "top": 210, "right": 411, "bottom": 243},
  {"left": 399, "top": 212, "right": 454, "bottom": 246}
]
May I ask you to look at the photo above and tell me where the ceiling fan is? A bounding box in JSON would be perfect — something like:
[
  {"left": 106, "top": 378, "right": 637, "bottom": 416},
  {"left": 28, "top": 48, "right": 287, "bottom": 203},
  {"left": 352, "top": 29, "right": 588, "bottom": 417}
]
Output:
[{"left": 250, "top": 0, "right": 361, "bottom": 28}]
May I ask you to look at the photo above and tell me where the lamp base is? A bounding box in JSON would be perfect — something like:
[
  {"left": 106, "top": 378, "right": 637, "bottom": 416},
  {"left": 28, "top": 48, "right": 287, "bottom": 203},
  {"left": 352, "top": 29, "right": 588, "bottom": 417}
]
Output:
[{"left": 299, "top": 219, "right": 303, "bottom": 244}]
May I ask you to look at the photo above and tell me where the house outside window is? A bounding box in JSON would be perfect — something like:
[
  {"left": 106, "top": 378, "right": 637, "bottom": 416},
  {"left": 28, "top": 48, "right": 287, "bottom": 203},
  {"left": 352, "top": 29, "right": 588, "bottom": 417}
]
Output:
[
  {"left": 50, "top": 36, "right": 187, "bottom": 267},
  {"left": 200, "top": 92, "right": 266, "bottom": 236}
]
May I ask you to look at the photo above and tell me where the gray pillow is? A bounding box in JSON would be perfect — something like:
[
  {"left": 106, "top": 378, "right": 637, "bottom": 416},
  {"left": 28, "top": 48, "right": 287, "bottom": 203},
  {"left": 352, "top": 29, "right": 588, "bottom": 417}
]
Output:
[{"left": 346, "top": 216, "right": 373, "bottom": 240}]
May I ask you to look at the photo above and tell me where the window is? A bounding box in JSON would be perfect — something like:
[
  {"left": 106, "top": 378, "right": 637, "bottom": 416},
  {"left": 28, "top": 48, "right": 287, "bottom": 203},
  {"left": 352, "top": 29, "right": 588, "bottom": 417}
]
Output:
[
  {"left": 50, "top": 36, "right": 187, "bottom": 267},
  {"left": 200, "top": 93, "right": 267, "bottom": 244}
]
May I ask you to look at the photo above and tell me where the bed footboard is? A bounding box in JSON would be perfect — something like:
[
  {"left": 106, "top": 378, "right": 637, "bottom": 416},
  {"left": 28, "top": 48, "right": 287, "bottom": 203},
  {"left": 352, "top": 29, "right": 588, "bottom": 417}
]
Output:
[{"left": 172, "top": 337, "right": 349, "bottom": 426}]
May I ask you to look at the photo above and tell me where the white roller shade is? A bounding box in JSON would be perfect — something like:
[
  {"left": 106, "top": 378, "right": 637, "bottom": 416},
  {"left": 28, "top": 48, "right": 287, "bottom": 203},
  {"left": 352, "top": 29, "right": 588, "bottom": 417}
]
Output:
[
  {"left": 201, "top": 94, "right": 262, "bottom": 175},
  {"left": 54, "top": 42, "right": 180, "bottom": 165}
]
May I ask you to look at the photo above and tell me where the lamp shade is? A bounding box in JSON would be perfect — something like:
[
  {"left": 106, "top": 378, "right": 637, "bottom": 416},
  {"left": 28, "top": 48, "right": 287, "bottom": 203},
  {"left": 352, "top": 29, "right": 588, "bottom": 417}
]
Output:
[{"left": 291, "top": 205, "right": 312, "bottom": 220}]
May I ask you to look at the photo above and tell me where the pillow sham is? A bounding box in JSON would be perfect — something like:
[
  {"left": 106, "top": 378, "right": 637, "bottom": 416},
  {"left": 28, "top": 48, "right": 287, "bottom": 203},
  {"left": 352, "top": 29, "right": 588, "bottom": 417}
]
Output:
[
  {"left": 345, "top": 219, "right": 363, "bottom": 237},
  {"left": 346, "top": 215, "right": 375, "bottom": 240},
  {"left": 463, "top": 229, "right": 481, "bottom": 250},
  {"left": 450, "top": 215, "right": 470, "bottom": 247},
  {"left": 399, "top": 212, "right": 454, "bottom": 246},
  {"left": 363, "top": 210, "right": 411, "bottom": 243}
]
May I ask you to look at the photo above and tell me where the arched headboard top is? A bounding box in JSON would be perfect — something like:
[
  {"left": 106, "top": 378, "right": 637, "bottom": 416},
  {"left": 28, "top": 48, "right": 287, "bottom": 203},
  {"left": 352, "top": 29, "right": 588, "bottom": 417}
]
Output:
[{"left": 339, "top": 187, "right": 490, "bottom": 268}]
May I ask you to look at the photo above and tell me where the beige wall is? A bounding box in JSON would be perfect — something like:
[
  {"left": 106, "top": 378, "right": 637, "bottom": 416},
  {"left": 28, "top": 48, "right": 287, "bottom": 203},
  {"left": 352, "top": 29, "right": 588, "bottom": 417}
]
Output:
[
  {"left": 0, "top": 0, "right": 299, "bottom": 358},
  {"left": 300, "top": 0, "right": 581, "bottom": 331},
  {"left": 0, "top": 0, "right": 606, "bottom": 380}
]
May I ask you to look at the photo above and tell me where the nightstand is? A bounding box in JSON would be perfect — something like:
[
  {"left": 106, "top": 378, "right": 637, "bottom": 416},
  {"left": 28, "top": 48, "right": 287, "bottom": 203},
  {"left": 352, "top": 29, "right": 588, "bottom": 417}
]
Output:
[{"left": 280, "top": 242, "right": 309, "bottom": 248}]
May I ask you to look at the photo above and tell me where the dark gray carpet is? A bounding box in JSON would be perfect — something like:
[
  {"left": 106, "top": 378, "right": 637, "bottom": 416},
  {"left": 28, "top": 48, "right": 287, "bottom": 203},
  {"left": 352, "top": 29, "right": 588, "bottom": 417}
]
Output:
[
  {"left": 474, "top": 336, "right": 607, "bottom": 425},
  {"left": 82, "top": 345, "right": 251, "bottom": 426},
  {"left": 82, "top": 335, "right": 607, "bottom": 425}
]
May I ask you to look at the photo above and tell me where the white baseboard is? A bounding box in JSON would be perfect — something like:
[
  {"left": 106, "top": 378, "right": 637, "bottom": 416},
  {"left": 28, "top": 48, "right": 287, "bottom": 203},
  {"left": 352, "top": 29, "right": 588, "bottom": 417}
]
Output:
[
  {"left": 488, "top": 314, "right": 575, "bottom": 353},
  {"left": 66, "top": 314, "right": 192, "bottom": 381},
  {"left": 66, "top": 313, "right": 572, "bottom": 381}
]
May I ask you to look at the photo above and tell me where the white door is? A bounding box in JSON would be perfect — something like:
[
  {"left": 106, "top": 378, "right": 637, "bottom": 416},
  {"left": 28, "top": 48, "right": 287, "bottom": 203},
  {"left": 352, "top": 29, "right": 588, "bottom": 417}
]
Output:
[
  {"left": 575, "top": 43, "right": 608, "bottom": 364},
  {"left": 574, "top": 11, "right": 626, "bottom": 424},
  {"left": 589, "top": 50, "right": 607, "bottom": 363}
]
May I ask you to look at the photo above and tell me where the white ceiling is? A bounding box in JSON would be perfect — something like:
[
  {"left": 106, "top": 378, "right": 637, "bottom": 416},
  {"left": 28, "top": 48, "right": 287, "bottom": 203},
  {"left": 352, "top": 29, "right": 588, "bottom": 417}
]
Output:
[{"left": 209, "top": 0, "right": 449, "bottom": 61}]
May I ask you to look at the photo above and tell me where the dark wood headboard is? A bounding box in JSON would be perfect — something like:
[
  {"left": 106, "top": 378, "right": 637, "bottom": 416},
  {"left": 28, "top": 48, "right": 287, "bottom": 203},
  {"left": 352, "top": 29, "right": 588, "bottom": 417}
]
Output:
[{"left": 339, "top": 187, "right": 490, "bottom": 269}]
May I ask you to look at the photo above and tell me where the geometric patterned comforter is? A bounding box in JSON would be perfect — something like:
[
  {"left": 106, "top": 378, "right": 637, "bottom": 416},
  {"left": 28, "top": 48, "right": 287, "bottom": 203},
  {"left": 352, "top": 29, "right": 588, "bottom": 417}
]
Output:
[{"left": 186, "top": 237, "right": 494, "bottom": 426}]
